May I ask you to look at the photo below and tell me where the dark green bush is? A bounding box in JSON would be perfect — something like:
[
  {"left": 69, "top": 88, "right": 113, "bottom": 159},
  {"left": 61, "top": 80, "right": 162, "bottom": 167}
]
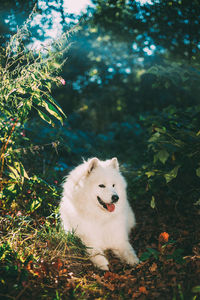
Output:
[{"left": 132, "top": 105, "right": 200, "bottom": 209}]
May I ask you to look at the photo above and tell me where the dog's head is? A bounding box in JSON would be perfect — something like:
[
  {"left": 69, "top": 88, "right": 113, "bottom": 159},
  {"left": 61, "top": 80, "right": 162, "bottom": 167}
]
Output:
[{"left": 84, "top": 157, "right": 127, "bottom": 213}]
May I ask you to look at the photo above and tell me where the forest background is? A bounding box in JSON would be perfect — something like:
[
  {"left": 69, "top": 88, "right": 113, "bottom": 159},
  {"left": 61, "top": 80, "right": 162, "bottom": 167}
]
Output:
[{"left": 0, "top": 0, "right": 200, "bottom": 299}]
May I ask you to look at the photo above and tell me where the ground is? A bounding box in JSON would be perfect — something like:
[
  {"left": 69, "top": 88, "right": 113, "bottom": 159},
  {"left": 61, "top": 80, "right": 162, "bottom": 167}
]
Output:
[{"left": 0, "top": 192, "right": 200, "bottom": 299}]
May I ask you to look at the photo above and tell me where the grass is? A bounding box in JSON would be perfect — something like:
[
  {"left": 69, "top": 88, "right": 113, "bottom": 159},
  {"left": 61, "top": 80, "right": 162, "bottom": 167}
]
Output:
[
  {"left": 0, "top": 210, "right": 92, "bottom": 300},
  {"left": 1, "top": 211, "right": 87, "bottom": 262}
]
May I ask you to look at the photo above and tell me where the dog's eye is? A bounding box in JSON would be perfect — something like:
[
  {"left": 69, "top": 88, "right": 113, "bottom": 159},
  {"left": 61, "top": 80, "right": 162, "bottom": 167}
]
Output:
[
  {"left": 99, "top": 184, "right": 105, "bottom": 188},
  {"left": 112, "top": 184, "right": 115, "bottom": 187}
]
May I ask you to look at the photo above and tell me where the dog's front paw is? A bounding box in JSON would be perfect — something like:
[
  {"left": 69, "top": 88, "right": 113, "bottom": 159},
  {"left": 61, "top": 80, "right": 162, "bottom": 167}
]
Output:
[
  {"left": 99, "top": 263, "right": 109, "bottom": 271},
  {"left": 91, "top": 254, "right": 109, "bottom": 271},
  {"left": 114, "top": 245, "right": 139, "bottom": 266},
  {"left": 126, "top": 253, "right": 140, "bottom": 266}
]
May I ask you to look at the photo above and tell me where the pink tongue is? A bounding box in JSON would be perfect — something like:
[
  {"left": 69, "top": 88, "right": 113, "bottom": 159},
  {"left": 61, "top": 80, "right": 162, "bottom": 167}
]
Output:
[{"left": 106, "top": 203, "right": 115, "bottom": 212}]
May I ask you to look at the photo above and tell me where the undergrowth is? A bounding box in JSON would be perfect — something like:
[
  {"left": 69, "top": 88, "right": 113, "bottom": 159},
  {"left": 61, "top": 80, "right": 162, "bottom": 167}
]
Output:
[{"left": 0, "top": 211, "right": 90, "bottom": 300}]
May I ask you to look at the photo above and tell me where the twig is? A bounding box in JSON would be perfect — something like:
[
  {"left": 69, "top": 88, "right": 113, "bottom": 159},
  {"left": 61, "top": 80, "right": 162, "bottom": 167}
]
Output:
[
  {"left": 15, "top": 283, "right": 29, "bottom": 300},
  {"left": 0, "top": 294, "right": 15, "bottom": 300},
  {"left": 0, "top": 118, "right": 19, "bottom": 192}
]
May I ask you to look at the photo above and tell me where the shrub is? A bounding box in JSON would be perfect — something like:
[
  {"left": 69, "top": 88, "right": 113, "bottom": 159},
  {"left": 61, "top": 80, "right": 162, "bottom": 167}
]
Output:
[
  {"left": 135, "top": 105, "right": 200, "bottom": 209},
  {"left": 0, "top": 15, "right": 69, "bottom": 205}
]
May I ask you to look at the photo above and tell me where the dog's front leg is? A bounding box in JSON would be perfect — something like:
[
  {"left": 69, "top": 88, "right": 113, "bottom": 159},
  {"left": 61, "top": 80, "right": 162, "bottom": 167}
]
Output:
[
  {"left": 87, "top": 248, "right": 109, "bottom": 271},
  {"left": 113, "top": 242, "right": 139, "bottom": 266}
]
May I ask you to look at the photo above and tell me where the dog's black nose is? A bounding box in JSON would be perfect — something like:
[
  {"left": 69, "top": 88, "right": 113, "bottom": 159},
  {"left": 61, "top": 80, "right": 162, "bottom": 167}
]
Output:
[{"left": 112, "top": 194, "right": 119, "bottom": 203}]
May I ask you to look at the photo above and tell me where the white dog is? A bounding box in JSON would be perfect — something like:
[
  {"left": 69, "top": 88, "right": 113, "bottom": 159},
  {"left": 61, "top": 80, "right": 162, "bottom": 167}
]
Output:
[{"left": 59, "top": 157, "right": 139, "bottom": 270}]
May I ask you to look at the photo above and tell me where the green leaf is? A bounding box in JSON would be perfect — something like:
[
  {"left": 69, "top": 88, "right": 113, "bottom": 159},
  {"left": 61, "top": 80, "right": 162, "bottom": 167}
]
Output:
[
  {"left": 7, "top": 162, "right": 29, "bottom": 185},
  {"left": 192, "top": 286, "right": 200, "bottom": 293},
  {"left": 29, "top": 197, "right": 42, "bottom": 212},
  {"left": 14, "top": 162, "right": 21, "bottom": 174},
  {"left": 25, "top": 99, "right": 32, "bottom": 110},
  {"left": 140, "top": 248, "right": 159, "bottom": 261},
  {"left": 34, "top": 97, "right": 65, "bottom": 124},
  {"left": 36, "top": 108, "right": 55, "bottom": 126},
  {"left": 7, "top": 165, "right": 20, "bottom": 179},
  {"left": 145, "top": 171, "right": 155, "bottom": 178},
  {"left": 154, "top": 127, "right": 166, "bottom": 134},
  {"left": 6, "top": 183, "right": 16, "bottom": 191},
  {"left": 40, "top": 100, "right": 63, "bottom": 124},
  {"left": 194, "top": 199, "right": 200, "bottom": 206},
  {"left": 154, "top": 150, "right": 169, "bottom": 164},
  {"left": 196, "top": 167, "right": 200, "bottom": 177},
  {"left": 45, "top": 82, "right": 51, "bottom": 92},
  {"left": 164, "top": 165, "right": 180, "bottom": 183},
  {"left": 140, "top": 251, "right": 152, "bottom": 261},
  {"left": 151, "top": 196, "right": 156, "bottom": 209},
  {"left": 196, "top": 130, "right": 200, "bottom": 136},
  {"left": 47, "top": 95, "right": 67, "bottom": 118},
  {"left": 148, "top": 132, "right": 160, "bottom": 142},
  {"left": 19, "top": 162, "right": 29, "bottom": 182},
  {"left": 147, "top": 248, "right": 159, "bottom": 258}
]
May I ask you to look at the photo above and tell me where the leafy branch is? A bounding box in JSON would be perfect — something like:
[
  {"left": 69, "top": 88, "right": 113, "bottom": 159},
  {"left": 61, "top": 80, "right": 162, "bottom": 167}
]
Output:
[{"left": 0, "top": 11, "right": 71, "bottom": 196}]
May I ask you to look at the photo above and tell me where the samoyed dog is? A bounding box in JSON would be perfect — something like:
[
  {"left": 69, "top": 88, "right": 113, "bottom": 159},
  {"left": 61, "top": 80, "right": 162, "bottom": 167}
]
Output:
[{"left": 59, "top": 157, "right": 139, "bottom": 270}]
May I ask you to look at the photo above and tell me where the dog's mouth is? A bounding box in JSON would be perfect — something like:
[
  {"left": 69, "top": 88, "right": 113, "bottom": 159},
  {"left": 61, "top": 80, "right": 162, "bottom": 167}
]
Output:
[{"left": 97, "top": 196, "right": 116, "bottom": 212}]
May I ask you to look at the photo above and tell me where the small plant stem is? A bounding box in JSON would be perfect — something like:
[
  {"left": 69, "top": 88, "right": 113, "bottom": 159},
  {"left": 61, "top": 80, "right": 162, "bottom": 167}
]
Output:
[{"left": 0, "top": 118, "right": 19, "bottom": 192}]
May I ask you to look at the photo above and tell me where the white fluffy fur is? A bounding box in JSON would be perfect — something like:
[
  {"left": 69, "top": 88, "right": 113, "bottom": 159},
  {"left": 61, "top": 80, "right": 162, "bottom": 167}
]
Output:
[{"left": 59, "top": 157, "right": 139, "bottom": 270}]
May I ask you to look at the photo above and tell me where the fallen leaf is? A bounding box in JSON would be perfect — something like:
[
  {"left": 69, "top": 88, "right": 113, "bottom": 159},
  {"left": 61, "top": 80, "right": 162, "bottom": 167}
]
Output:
[
  {"left": 149, "top": 262, "right": 157, "bottom": 273},
  {"left": 53, "top": 258, "right": 62, "bottom": 271},
  {"left": 132, "top": 291, "right": 140, "bottom": 299},
  {"left": 104, "top": 271, "right": 120, "bottom": 281},
  {"left": 59, "top": 268, "right": 68, "bottom": 275},
  {"left": 139, "top": 286, "right": 148, "bottom": 294},
  {"left": 104, "top": 282, "right": 115, "bottom": 291}
]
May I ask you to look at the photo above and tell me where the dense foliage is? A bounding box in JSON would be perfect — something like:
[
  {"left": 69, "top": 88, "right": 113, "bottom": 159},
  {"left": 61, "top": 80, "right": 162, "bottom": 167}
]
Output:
[{"left": 0, "top": 16, "right": 68, "bottom": 206}]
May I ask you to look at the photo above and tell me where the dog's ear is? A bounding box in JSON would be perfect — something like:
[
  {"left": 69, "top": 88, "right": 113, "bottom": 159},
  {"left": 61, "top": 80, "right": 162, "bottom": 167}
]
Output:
[
  {"left": 87, "top": 157, "right": 99, "bottom": 175},
  {"left": 110, "top": 157, "right": 119, "bottom": 170}
]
